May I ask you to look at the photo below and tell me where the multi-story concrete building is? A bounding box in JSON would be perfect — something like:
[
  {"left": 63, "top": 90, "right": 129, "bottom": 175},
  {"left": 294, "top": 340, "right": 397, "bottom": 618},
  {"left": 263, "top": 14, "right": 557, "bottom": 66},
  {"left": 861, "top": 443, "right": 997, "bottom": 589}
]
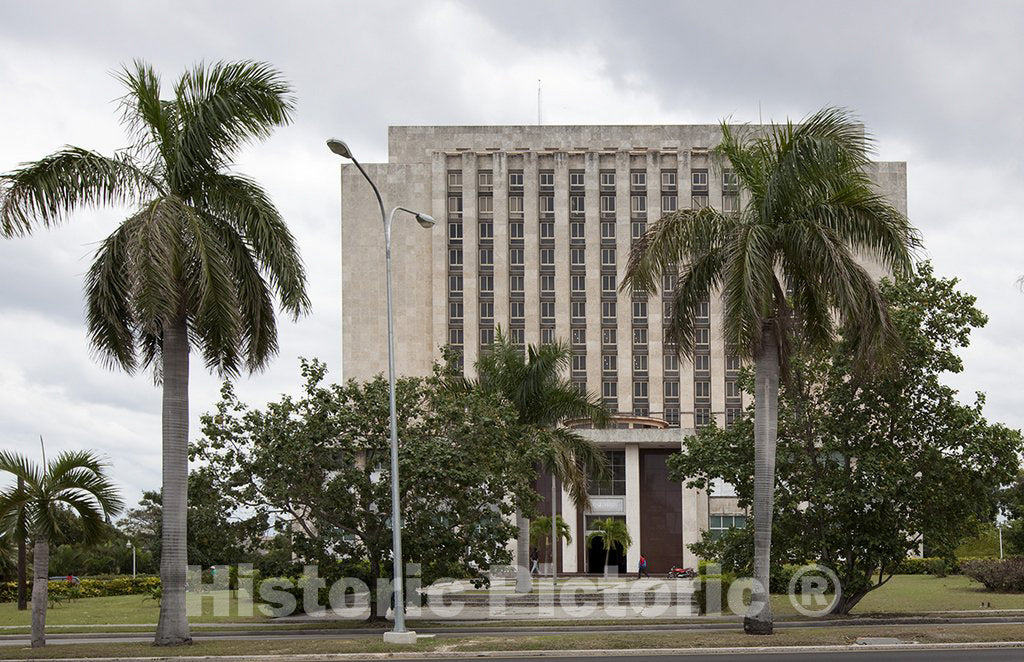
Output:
[{"left": 340, "top": 125, "right": 907, "bottom": 574}]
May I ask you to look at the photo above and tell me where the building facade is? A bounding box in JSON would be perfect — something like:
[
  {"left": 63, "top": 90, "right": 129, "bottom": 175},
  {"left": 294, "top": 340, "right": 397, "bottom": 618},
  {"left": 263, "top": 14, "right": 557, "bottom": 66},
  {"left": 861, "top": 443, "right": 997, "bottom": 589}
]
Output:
[{"left": 340, "top": 125, "right": 907, "bottom": 573}]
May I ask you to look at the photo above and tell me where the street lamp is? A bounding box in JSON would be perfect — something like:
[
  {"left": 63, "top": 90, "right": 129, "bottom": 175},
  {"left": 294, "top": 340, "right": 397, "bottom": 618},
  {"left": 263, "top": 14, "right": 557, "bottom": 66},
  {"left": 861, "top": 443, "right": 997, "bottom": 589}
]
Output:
[
  {"left": 327, "top": 138, "right": 433, "bottom": 644},
  {"left": 126, "top": 541, "right": 136, "bottom": 578}
]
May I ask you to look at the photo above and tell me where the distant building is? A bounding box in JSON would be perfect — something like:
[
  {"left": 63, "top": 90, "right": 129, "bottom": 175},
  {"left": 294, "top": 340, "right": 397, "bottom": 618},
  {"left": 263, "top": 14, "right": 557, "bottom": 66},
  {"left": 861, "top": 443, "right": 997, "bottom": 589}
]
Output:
[{"left": 339, "top": 125, "right": 907, "bottom": 573}]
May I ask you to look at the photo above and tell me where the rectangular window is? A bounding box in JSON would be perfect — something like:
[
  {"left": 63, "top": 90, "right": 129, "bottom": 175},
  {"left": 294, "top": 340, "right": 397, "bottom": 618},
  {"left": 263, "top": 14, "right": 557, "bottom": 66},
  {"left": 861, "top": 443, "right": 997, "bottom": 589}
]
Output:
[
  {"left": 723, "top": 169, "right": 739, "bottom": 192},
  {"left": 572, "top": 353, "right": 587, "bottom": 373},
  {"left": 571, "top": 300, "right": 586, "bottom": 321},
  {"left": 633, "top": 380, "right": 648, "bottom": 399},
  {"left": 632, "top": 300, "right": 647, "bottom": 322},
  {"left": 448, "top": 195, "right": 463, "bottom": 216},
  {"left": 448, "top": 275, "right": 463, "bottom": 294},
  {"left": 539, "top": 171, "right": 554, "bottom": 188},
  {"left": 508, "top": 196, "right": 524, "bottom": 215},
  {"left": 602, "top": 274, "right": 617, "bottom": 294},
  {"left": 509, "top": 171, "right": 524, "bottom": 190},
  {"left": 447, "top": 171, "right": 462, "bottom": 189},
  {"left": 695, "top": 328, "right": 710, "bottom": 348},
  {"left": 602, "top": 381, "right": 617, "bottom": 399},
  {"left": 479, "top": 248, "right": 493, "bottom": 266},
  {"left": 569, "top": 171, "right": 585, "bottom": 188},
  {"left": 540, "top": 220, "right": 554, "bottom": 238},
  {"left": 478, "top": 195, "right": 493, "bottom": 215},
  {"left": 664, "top": 380, "right": 679, "bottom": 398},
  {"left": 662, "top": 273, "right": 677, "bottom": 292},
  {"left": 695, "top": 380, "right": 710, "bottom": 400},
  {"left": 480, "top": 301, "right": 494, "bottom": 319},
  {"left": 541, "top": 327, "right": 555, "bottom": 344},
  {"left": 631, "top": 171, "right": 647, "bottom": 189},
  {"left": 570, "top": 195, "right": 585, "bottom": 215},
  {"left": 541, "top": 275, "right": 555, "bottom": 293},
  {"left": 479, "top": 221, "right": 493, "bottom": 238},
  {"left": 600, "top": 195, "right": 616, "bottom": 216},
  {"left": 692, "top": 194, "right": 709, "bottom": 209},
  {"left": 510, "top": 301, "right": 525, "bottom": 320},
  {"left": 695, "top": 407, "right": 711, "bottom": 428},
  {"left": 509, "top": 248, "right": 524, "bottom": 266},
  {"left": 602, "top": 354, "right": 617, "bottom": 372},
  {"left": 540, "top": 248, "right": 554, "bottom": 265},
  {"left": 662, "top": 195, "right": 678, "bottom": 212},
  {"left": 509, "top": 222, "right": 524, "bottom": 239},
  {"left": 696, "top": 299, "right": 710, "bottom": 320},
  {"left": 726, "top": 355, "right": 741, "bottom": 372},
  {"left": 691, "top": 169, "right": 708, "bottom": 192},
  {"left": 723, "top": 194, "right": 740, "bottom": 213},
  {"left": 601, "top": 247, "right": 616, "bottom": 266},
  {"left": 449, "top": 248, "right": 463, "bottom": 265},
  {"left": 694, "top": 354, "right": 710, "bottom": 373},
  {"left": 726, "top": 407, "right": 742, "bottom": 426},
  {"left": 510, "top": 327, "right": 525, "bottom": 345},
  {"left": 479, "top": 327, "right": 494, "bottom": 346},
  {"left": 631, "top": 220, "right": 646, "bottom": 240},
  {"left": 662, "top": 170, "right": 677, "bottom": 191},
  {"left": 478, "top": 171, "right": 493, "bottom": 190},
  {"left": 600, "top": 171, "right": 616, "bottom": 189},
  {"left": 571, "top": 221, "right": 586, "bottom": 239},
  {"left": 479, "top": 275, "right": 494, "bottom": 293},
  {"left": 726, "top": 380, "right": 741, "bottom": 400},
  {"left": 663, "top": 300, "right": 673, "bottom": 319},
  {"left": 571, "top": 248, "right": 585, "bottom": 266},
  {"left": 631, "top": 195, "right": 647, "bottom": 215},
  {"left": 449, "top": 328, "right": 463, "bottom": 345},
  {"left": 602, "top": 300, "right": 616, "bottom": 320},
  {"left": 633, "top": 328, "right": 648, "bottom": 346},
  {"left": 632, "top": 355, "right": 648, "bottom": 372},
  {"left": 571, "top": 328, "right": 586, "bottom": 346},
  {"left": 710, "top": 514, "right": 746, "bottom": 541},
  {"left": 664, "top": 353, "right": 679, "bottom": 372},
  {"left": 510, "top": 275, "right": 524, "bottom": 293},
  {"left": 541, "top": 301, "right": 555, "bottom": 320},
  {"left": 665, "top": 407, "right": 680, "bottom": 426},
  {"left": 602, "top": 328, "right": 617, "bottom": 346},
  {"left": 601, "top": 221, "right": 616, "bottom": 239},
  {"left": 449, "top": 301, "right": 464, "bottom": 320},
  {"left": 571, "top": 274, "right": 586, "bottom": 292},
  {"left": 539, "top": 195, "right": 554, "bottom": 216}
]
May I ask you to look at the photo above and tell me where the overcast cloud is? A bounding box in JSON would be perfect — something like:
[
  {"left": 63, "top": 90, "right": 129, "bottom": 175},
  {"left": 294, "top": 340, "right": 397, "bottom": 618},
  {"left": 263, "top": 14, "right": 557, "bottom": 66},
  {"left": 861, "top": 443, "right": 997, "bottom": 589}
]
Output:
[{"left": 1, "top": 0, "right": 1021, "bottom": 506}]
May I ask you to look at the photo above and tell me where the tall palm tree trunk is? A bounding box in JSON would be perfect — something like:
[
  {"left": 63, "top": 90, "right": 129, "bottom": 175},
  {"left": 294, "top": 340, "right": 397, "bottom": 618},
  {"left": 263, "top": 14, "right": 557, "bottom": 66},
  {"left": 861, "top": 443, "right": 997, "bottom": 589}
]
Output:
[
  {"left": 155, "top": 311, "right": 192, "bottom": 646},
  {"left": 603, "top": 538, "right": 611, "bottom": 577},
  {"left": 30, "top": 539, "right": 48, "bottom": 648},
  {"left": 745, "top": 321, "right": 779, "bottom": 635},
  {"left": 550, "top": 475, "right": 558, "bottom": 580},
  {"left": 515, "top": 509, "right": 531, "bottom": 593}
]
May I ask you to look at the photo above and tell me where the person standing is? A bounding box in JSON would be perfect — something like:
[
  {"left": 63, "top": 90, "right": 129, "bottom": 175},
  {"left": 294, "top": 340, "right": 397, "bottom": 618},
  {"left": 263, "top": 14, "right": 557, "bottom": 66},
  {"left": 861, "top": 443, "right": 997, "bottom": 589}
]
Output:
[
  {"left": 530, "top": 547, "right": 540, "bottom": 575},
  {"left": 638, "top": 554, "right": 650, "bottom": 579}
]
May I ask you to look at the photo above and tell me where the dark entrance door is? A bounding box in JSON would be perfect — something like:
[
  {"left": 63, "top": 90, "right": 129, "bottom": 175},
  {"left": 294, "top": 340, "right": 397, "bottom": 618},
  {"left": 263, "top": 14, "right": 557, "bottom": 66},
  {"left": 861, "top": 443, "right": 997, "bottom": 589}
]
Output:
[
  {"left": 587, "top": 537, "right": 627, "bottom": 575},
  {"left": 639, "top": 449, "right": 683, "bottom": 574}
]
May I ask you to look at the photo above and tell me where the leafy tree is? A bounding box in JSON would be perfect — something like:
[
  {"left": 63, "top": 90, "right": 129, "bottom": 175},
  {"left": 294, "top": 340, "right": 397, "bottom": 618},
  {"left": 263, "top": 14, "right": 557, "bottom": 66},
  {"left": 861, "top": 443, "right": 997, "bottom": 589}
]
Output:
[
  {"left": 191, "top": 358, "right": 536, "bottom": 620},
  {"left": 671, "top": 263, "right": 1023, "bottom": 614},
  {"left": 585, "top": 517, "right": 632, "bottom": 576},
  {"left": 999, "top": 472, "right": 1024, "bottom": 555},
  {"left": 0, "top": 61, "right": 308, "bottom": 645},
  {"left": 529, "top": 515, "right": 571, "bottom": 571},
  {"left": 0, "top": 450, "right": 123, "bottom": 647},
  {"left": 624, "top": 108, "right": 919, "bottom": 633},
  {"left": 467, "top": 330, "right": 609, "bottom": 592}
]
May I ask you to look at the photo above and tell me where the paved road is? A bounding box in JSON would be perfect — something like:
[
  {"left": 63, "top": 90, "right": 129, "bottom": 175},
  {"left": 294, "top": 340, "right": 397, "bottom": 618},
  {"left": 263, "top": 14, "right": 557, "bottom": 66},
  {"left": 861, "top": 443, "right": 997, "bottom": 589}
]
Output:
[{"left": 412, "top": 653, "right": 1023, "bottom": 661}]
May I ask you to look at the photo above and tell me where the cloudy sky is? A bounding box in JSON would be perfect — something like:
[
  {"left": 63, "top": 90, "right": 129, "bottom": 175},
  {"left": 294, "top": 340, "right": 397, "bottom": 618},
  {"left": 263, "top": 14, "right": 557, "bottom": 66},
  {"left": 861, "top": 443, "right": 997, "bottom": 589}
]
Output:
[{"left": 1, "top": 0, "right": 1021, "bottom": 506}]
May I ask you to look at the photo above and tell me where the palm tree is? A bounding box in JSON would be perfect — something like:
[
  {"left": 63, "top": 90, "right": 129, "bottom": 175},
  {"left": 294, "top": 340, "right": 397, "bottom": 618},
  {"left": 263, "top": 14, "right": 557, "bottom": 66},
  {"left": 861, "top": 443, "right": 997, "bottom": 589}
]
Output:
[
  {"left": 0, "top": 61, "right": 308, "bottom": 645},
  {"left": 529, "top": 515, "right": 571, "bottom": 574},
  {"left": 624, "top": 108, "right": 919, "bottom": 634},
  {"left": 0, "top": 449, "right": 123, "bottom": 647},
  {"left": 470, "top": 329, "right": 609, "bottom": 592},
  {"left": 585, "top": 517, "right": 632, "bottom": 576}
]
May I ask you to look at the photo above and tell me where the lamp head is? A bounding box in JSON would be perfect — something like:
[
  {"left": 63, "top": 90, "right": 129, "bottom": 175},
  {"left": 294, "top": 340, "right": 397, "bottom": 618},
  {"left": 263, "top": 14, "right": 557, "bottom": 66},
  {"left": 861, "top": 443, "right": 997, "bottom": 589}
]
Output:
[
  {"left": 415, "top": 213, "right": 436, "bottom": 229},
  {"left": 326, "top": 138, "right": 352, "bottom": 159}
]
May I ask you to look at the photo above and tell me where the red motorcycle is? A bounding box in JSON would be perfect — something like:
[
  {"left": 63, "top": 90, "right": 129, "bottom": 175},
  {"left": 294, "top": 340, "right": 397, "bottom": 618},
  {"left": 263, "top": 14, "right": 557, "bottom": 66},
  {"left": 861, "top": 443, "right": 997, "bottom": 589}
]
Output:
[{"left": 667, "top": 565, "right": 697, "bottom": 579}]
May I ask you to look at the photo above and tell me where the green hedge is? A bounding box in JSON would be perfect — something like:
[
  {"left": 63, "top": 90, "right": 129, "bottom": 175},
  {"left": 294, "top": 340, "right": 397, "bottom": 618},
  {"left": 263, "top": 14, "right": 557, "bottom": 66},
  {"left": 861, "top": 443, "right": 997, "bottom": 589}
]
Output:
[
  {"left": 961, "top": 559, "right": 1024, "bottom": 592},
  {"left": 0, "top": 576, "right": 160, "bottom": 603}
]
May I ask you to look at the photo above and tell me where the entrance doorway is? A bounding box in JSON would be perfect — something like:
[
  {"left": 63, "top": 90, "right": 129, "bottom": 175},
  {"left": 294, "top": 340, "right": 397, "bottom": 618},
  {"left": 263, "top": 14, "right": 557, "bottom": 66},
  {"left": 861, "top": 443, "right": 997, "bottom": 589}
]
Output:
[{"left": 587, "top": 536, "right": 627, "bottom": 575}]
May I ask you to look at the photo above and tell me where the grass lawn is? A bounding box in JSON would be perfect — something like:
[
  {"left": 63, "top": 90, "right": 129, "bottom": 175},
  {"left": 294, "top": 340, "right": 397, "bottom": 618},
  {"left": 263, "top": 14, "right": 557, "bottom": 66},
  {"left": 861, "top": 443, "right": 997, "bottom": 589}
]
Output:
[
  {"left": 0, "top": 592, "right": 268, "bottom": 627},
  {"left": 0, "top": 624, "right": 1022, "bottom": 659}
]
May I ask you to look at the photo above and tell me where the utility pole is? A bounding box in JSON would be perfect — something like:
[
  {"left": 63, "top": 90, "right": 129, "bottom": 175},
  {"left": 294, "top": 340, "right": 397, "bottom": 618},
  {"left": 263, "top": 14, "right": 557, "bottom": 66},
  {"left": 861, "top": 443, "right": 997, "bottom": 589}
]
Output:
[{"left": 17, "top": 476, "right": 27, "bottom": 611}]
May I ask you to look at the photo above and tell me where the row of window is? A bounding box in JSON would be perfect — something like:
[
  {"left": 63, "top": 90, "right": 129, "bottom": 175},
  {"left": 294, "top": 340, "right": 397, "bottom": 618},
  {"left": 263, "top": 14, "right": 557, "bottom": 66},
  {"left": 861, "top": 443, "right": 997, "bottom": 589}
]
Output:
[
  {"left": 448, "top": 169, "right": 737, "bottom": 193},
  {"left": 451, "top": 193, "right": 733, "bottom": 218}
]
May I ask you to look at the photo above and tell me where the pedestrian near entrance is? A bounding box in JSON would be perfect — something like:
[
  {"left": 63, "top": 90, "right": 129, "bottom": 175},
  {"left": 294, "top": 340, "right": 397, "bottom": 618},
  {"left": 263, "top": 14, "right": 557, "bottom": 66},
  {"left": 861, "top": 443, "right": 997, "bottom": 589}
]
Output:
[
  {"left": 530, "top": 546, "right": 539, "bottom": 575},
  {"left": 638, "top": 554, "right": 650, "bottom": 579}
]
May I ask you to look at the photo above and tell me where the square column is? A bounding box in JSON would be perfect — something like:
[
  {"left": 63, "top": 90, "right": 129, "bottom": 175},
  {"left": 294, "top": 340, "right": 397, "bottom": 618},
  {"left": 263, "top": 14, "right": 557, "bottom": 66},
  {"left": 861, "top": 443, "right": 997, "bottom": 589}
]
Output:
[
  {"left": 560, "top": 485, "right": 578, "bottom": 573},
  {"left": 625, "top": 443, "right": 641, "bottom": 571}
]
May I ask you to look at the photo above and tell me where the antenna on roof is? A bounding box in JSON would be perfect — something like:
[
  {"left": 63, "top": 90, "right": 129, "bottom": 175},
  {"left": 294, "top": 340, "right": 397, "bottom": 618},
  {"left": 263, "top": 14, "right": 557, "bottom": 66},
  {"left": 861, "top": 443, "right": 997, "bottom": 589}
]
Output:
[{"left": 537, "top": 79, "right": 542, "bottom": 125}]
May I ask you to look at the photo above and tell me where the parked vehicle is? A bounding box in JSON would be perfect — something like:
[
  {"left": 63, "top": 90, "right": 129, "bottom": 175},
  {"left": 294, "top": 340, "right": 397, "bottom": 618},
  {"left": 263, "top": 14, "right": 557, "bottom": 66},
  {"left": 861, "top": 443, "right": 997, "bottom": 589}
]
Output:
[{"left": 667, "top": 565, "right": 696, "bottom": 579}]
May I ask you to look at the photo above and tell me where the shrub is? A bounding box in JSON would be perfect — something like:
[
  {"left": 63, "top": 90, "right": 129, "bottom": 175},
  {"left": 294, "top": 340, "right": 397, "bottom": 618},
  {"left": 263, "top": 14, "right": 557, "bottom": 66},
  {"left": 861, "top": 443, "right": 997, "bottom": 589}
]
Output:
[
  {"left": 0, "top": 576, "right": 161, "bottom": 603},
  {"left": 961, "top": 559, "right": 1024, "bottom": 592},
  {"left": 894, "top": 557, "right": 961, "bottom": 575}
]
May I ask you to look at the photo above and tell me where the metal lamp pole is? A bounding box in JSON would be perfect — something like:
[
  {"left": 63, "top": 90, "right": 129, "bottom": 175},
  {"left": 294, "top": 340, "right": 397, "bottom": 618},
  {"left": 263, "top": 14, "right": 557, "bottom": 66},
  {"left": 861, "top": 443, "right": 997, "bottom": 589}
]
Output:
[{"left": 327, "top": 139, "right": 434, "bottom": 642}]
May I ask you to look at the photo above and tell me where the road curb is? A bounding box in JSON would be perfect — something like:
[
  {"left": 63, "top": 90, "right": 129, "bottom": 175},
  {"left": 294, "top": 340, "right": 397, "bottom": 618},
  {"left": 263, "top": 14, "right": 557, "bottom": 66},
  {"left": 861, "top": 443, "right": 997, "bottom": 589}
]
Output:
[{"left": 7, "top": 640, "right": 1024, "bottom": 661}]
